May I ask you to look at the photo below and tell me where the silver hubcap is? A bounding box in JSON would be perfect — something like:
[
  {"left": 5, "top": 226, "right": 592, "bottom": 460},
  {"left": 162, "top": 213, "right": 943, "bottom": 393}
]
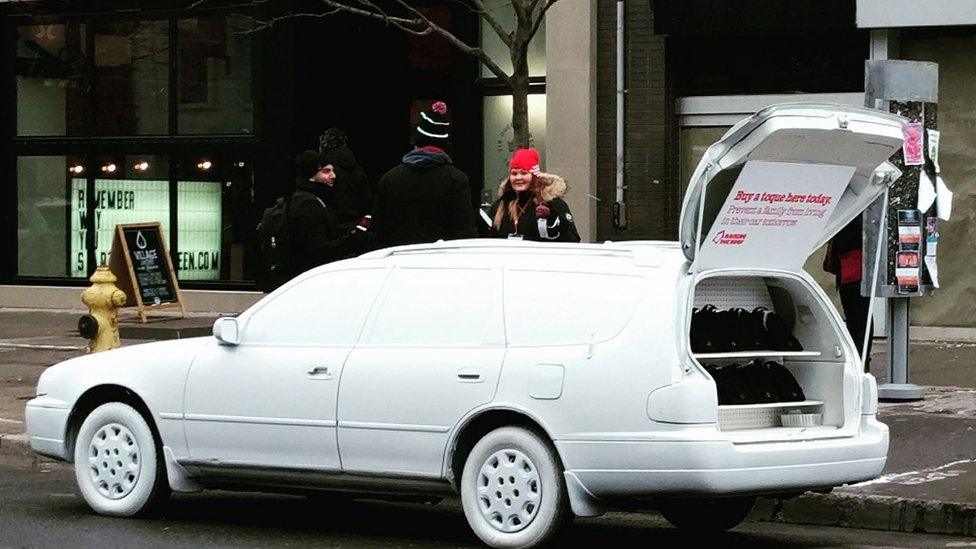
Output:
[
  {"left": 86, "top": 423, "right": 141, "bottom": 500},
  {"left": 476, "top": 449, "right": 542, "bottom": 533}
]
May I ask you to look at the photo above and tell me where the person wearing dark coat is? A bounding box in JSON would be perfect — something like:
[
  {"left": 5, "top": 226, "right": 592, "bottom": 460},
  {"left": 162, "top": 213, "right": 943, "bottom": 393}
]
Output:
[
  {"left": 371, "top": 101, "right": 478, "bottom": 248},
  {"left": 286, "top": 150, "right": 367, "bottom": 276},
  {"left": 823, "top": 215, "right": 872, "bottom": 372},
  {"left": 486, "top": 147, "right": 581, "bottom": 243},
  {"left": 319, "top": 127, "right": 373, "bottom": 231}
]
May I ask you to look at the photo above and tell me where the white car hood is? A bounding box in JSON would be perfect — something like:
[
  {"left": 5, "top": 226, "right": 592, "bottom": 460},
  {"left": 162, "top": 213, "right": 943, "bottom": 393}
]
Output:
[{"left": 38, "top": 337, "right": 213, "bottom": 399}]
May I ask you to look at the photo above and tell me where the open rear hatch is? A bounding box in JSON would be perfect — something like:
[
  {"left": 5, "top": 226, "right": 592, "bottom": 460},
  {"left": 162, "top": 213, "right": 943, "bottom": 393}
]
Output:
[
  {"left": 680, "top": 103, "right": 905, "bottom": 274},
  {"left": 679, "top": 103, "right": 906, "bottom": 442}
]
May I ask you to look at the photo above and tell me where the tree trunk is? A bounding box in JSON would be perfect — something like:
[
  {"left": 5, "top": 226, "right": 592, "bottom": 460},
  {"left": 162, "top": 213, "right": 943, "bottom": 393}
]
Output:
[{"left": 510, "top": 48, "right": 531, "bottom": 149}]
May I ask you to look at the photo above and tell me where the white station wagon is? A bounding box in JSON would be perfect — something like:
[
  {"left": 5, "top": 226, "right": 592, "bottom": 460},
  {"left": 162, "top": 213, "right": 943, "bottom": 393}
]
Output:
[{"left": 27, "top": 103, "right": 903, "bottom": 548}]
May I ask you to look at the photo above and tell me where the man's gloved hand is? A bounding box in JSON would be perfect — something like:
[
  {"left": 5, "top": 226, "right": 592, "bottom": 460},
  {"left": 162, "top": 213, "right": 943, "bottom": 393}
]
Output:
[
  {"left": 346, "top": 226, "right": 369, "bottom": 247},
  {"left": 355, "top": 215, "right": 372, "bottom": 231}
]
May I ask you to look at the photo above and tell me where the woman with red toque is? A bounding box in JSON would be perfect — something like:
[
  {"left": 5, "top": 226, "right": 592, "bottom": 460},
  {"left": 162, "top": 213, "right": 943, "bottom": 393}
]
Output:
[{"left": 486, "top": 148, "right": 581, "bottom": 242}]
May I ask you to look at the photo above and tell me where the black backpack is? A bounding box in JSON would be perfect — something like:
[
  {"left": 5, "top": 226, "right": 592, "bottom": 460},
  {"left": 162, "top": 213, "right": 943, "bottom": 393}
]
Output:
[
  {"left": 691, "top": 304, "right": 720, "bottom": 353},
  {"left": 738, "top": 359, "right": 780, "bottom": 403},
  {"left": 755, "top": 307, "right": 803, "bottom": 351},
  {"left": 761, "top": 360, "right": 806, "bottom": 402},
  {"left": 256, "top": 195, "right": 294, "bottom": 291},
  {"left": 706, "top": 362, "right": 756, "bottom": 405}
]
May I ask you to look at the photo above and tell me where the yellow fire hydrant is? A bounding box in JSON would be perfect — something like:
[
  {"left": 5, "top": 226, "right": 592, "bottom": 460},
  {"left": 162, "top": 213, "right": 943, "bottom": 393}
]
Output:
[{"left": 79, "top": 266, "right": 127, "bottom": 353}]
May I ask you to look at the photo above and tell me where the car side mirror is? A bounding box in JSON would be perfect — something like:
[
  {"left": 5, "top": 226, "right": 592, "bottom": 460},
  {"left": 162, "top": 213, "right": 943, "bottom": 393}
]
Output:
[{"left": 213, "top": 317, "right": 240, "bottom": 346}]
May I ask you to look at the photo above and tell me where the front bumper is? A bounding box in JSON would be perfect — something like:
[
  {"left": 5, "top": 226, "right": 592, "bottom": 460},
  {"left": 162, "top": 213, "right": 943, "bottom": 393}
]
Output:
[
  {"left": 558, "top": 416, "right": 888, "bottom": 498},
  {"left": 24, "top": 397, "right": 71, "bottom": 461}
]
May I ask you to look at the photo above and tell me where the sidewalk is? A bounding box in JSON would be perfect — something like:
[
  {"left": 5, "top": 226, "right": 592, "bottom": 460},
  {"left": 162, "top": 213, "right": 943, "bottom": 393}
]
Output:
[{"left": 0, "top": 309, "right": 974, "bottom": 536}]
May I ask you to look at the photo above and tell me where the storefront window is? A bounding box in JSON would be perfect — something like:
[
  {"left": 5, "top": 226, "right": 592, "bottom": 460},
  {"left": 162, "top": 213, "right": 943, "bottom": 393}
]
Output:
[
  {"left": 72, "top": 155, "right": 173, "bottom": 277},
  {"left": 13, "top": 12, "right": 259, "bottom": 285},
  {"left": 17, "top": 156, "right": 78, "bottom": 276},
  {"left": 482, "top": 94, "right": 547, "bottom": 199},
  {"left": 678, "top": 126, "right": 729, "bottom": 201},
  {"left": 178, "top": 16, "right": 254, "bottom": 134},
  {"left": 479, "top": 1, "right": 546, "bottom": 78},
  {"left": 93, "top": 21, "right": 169, "bottom": 136},
  {"left": 16, "top": 23, "right": 89, "bottom": 136},
  {"left": 177, "top": 155, "right": 254, "bottom": 281}
]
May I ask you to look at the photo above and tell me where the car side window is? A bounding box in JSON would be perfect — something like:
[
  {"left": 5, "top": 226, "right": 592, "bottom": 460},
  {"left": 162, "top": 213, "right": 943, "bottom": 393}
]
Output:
[
  {"left": 243, "top": 269, "right": 387, "bottom": 346},
  {"left": 505, "top": 270, "right": 644, "bottom": 346},
  {"left": 366, "top": 268, "right": 496, "bottom": 346}
]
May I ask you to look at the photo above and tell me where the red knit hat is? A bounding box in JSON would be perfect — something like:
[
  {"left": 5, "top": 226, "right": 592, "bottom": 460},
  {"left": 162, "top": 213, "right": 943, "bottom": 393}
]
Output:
[{"left": 509, "top": 148, "right": 541, "bottom": 175}]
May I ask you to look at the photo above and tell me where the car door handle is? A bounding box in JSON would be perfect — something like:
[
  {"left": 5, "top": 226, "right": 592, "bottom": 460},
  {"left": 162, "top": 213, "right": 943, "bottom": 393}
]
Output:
[
  {"left": 307, "top": 366, "right": 333, "bottom": 379},
  {"left": 457, "top": 369, "right": 484, "bottom": 383}
]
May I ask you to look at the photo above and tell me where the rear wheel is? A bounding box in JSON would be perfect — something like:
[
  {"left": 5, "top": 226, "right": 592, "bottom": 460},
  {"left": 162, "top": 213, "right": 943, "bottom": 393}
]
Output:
[
  {"left": 659, "top": 496, "right": 756, "bottom": 532},
  {"left": 460, "top": 426, "right": 569, "bottom": 549},
  {"left": 73, "top": 402, "right": 169, "bottom": 517}
]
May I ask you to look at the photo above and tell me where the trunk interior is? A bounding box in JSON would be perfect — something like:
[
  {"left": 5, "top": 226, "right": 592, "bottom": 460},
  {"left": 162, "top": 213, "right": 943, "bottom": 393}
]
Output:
[{"left": 690, "top": 274, "right": 857, "bottom": 441}]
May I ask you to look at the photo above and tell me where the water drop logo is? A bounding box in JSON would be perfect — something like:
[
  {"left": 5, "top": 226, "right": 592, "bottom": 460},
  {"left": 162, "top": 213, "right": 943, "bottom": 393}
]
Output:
[{"left": 136, "top": 231, "right": 147, "bottom": 250}]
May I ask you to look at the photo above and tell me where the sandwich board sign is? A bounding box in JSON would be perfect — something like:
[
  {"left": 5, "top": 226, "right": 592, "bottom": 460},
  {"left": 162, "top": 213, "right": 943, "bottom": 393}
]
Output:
[{"left": 108, "top": 222, "right": 186, "bottom": 323}]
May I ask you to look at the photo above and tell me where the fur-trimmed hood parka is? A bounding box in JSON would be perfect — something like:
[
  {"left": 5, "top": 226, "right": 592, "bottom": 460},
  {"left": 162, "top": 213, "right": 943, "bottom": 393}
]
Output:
[
  {"left": 487, "top": 172, "right": 581, "bottom": 243},
  {"left": 497, "top": 171, "right": 568, "bottom": 203}
]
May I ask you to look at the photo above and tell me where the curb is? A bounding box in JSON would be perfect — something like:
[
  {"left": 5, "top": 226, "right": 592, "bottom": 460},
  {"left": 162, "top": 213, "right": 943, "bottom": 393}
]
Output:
[
  {"left": 1, "top": 431, "right": 973, "bottom": 537},
  {"left": 0, "top": 432, "right": 38, "bottom": 462},
  {"left": 118, "top": 325, "right": 213, "bottom": 340},
  {"left": 750, "top": 492, "right": 976, "bottom": 537}
]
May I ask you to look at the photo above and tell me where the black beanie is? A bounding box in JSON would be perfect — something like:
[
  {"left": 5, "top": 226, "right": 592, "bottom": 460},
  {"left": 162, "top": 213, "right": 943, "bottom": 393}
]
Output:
[
  {"left": 319, "top": 127, "right": 348, "bottom": 154},
  {"left": 415, "top": 101, "right": 451, "bottom": 148},
  {"left": 294, "top": 150, "right": 327, "bottom": 179}
]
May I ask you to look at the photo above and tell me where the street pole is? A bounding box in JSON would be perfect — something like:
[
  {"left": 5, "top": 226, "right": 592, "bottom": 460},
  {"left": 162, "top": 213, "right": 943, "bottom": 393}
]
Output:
[{"left": 864, "top": 60, "right": 937, "bottom": 402}]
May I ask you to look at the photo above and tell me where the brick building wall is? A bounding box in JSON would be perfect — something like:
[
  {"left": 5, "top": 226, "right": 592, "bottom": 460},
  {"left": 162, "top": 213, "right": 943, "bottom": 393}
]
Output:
[{"left": 595, "top": 0, "right": 678, "bottom": 241}]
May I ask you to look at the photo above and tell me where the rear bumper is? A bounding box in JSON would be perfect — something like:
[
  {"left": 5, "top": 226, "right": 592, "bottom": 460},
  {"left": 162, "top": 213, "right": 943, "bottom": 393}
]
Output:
[
  {"left": 24, "top": 397, "right": 71, "bottom": 461},
  {"left": 557, "top": 416, "right": 888, "bottom": 498}
]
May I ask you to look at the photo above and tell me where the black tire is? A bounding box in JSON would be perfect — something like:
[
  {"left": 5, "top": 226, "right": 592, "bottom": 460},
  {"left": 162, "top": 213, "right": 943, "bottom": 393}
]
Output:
[
  {"left": 73, "top": 402, "right": 169, "bottom": 517},
  {"left": 659, "top": 496, "right": 756, "bottom": 532},
  {"left": 460, "top": 426, "right": 569, "bottom": 549}
]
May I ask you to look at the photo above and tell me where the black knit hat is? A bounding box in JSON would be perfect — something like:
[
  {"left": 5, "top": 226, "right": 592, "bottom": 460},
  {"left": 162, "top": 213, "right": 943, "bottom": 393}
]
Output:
[
  {"left": 294, "top": 150, "right": 328, "bottom": 179},
  {"left": 415, "top": 101, "right": 451, "bottom": 148},
  {"left": 319, "top": 127, "right": 348, "bottom": 154}
]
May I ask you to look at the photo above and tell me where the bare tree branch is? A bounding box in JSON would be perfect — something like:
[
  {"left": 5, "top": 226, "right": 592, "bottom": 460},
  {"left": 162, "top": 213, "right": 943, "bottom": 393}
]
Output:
[
  {"left": 235, "top": 10, "right": 342, "bottom": 33},
  {"left": 385, "top": 0, "right": 512, "bottom": 83},
  {"left": 527, "top": 0, "right": 557, "bottom": 43},
  {"left": 511, "top": 0, "right": 529, "bottom": 26},
  {"left": 470, "top": 0, "right": 514, "bottom": 49},
  {"left": 318, "top": 0, "right": 427, "bottom": 33}
]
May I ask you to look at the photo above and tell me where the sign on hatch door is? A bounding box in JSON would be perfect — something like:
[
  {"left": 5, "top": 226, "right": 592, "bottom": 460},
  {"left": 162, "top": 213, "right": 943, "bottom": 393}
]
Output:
[{"left": 696, "top": 160, "right": 855, "bottom": 272}]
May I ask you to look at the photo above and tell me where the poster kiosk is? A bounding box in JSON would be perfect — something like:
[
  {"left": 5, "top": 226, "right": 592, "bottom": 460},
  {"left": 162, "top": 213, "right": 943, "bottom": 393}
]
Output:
[{"left": 864, "top": 60, "right": 949, "bottom": 401}]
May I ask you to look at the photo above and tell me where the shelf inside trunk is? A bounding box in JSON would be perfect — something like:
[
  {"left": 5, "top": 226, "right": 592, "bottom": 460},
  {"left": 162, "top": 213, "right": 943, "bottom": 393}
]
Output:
[
  {"left": 694, "top": 351, "right": 822, "bottom": 360},
  {"left": 718, "top": 400, "right": 823, "bottom": 410},
  {"left": 718, "top": 400, "right": 824, "bottom": 431}
]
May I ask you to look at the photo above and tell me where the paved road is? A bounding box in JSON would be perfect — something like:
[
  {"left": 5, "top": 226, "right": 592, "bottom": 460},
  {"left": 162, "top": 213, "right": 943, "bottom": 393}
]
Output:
[{"left": 1, "top": 464, "right": 972, "bottom": 549}]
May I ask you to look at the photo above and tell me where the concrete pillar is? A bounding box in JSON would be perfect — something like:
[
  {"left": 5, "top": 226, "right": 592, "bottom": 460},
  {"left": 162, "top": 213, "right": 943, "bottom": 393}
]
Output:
[{"left": 545, "top": 0, "right": 598, "bottom": 242}]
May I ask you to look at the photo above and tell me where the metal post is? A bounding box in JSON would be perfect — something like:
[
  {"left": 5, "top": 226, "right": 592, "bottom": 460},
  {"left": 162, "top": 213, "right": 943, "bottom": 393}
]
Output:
[
  {"left": 612, "top": 0, "right": 627, "bottom": 230},
  {"left": 880, "top": 298, "right": 923, "bottom": 399},
  {"left": 864, "top": 59, "right": 937, "bottom": 402}
]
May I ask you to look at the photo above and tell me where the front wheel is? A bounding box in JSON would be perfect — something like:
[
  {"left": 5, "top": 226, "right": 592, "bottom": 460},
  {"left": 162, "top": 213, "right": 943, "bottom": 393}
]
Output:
[
  {"left": 460, "top": 426, "right": 569, "bottom": 549},
  {"left": 659, "top": 496, "right": 756, "bottom": 532},
  {"left": 73, "top": 402, "right": 169, "bottom": 517}
]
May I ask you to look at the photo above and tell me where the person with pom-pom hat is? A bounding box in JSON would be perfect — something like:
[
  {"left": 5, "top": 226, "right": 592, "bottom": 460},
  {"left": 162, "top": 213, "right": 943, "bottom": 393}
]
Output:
[{"left": 371, "top": 100, "right": 478, "bottom": 248}]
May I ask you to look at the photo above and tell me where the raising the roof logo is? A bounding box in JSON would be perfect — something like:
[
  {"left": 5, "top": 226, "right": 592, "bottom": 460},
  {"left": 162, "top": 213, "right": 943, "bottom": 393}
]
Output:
[{"left": 712, "top": 230, "right": 747, "bottom": 245}]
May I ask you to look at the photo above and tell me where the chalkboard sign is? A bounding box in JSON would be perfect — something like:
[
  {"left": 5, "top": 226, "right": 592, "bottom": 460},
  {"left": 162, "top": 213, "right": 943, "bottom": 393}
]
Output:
[{"left": 109, "top": 222, "right": 186, "bottom": 323}]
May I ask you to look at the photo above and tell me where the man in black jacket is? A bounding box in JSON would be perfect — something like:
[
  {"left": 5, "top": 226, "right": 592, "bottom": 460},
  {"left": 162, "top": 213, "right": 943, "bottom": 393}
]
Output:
[
  {"left": 371, "top": 101, "right": 477, "bottom": 248},
  {"left": 319, "top": 127, "right": 372, "bottom": 231},
  {"left": 286, "top": 150, "right": 367, "bottom": 276}
]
